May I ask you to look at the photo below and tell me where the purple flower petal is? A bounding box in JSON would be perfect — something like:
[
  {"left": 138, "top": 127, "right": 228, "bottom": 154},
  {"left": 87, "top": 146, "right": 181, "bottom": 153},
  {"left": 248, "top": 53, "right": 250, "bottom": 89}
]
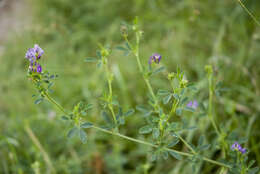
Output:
[
  {"left": 187, "top": 101, "right": 193, "bottom": 108},
  {"left": 149, "top": 53, "right": 162, "bottom": 64},
  {"left": 36, "top": 64, "right": 42, "bottom": 73},
  {"left": 231, "top": 142, "right": 246, "bottom": 154},
  {"left": 192, "top": 100, "right": 198, "bottom": 109}
]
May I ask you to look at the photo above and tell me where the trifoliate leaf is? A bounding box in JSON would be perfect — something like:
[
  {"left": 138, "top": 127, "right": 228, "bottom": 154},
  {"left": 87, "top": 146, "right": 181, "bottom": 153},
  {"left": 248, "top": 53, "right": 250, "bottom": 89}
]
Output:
[
  {"left": 163, "top": 94, "right": 172, "bottom": 104},
  {"left": 124, "top": 109, "right": 135, "bottom": 117},
  {"left": 85, "top": 57, "right": 97, "bottom": 62},
  {"left": 139, "top": 125, "right": 153, "bottom": 134},
  {"left": 80, "top": 122, "right": 93, "bottom": 129},
  {"left": 169, "top": 151, "right": 182, "bottom": 160},
  {"left": 79, "top": 129, "right": 87, "bottom": 143},
  {"left": 67, "top": 127, "right": 78, "bottom": 138}
]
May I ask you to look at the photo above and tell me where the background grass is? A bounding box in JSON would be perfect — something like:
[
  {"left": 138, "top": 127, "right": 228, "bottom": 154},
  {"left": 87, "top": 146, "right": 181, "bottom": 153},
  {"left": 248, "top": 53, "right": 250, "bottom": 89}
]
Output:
[{"left": 0, "top": 0, "right": 260, "bottom": 173}]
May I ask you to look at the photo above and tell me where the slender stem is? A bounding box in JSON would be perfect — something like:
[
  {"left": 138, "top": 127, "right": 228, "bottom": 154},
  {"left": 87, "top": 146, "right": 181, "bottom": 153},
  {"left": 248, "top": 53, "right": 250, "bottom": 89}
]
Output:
[
  {"left": 42, "top": 91, "right": 231, "bottom": 169},
  {"left": 25, "top": 124, "right": 56, "bottom": 174},
  {"left": 144, "top": 78, "right": 157, "bottom": 103},
  {"left": 168, "top": 99, "right": 178, "bottom": 120},
  {"left": 44, "top": 91, "right": 68, "bottom": 115},
  {"left": 178, "top": 135, "right": 196, "bottom": 154},
  {"left": 104, "top": 59, "right": 118, "bottom": 126},
  {"left": 208, "top": 75, "right": 220, "bottom": 136},
  {"left": 236, "top": 0, "right": 260, "bottom": 26},
  {"left": 207, "top": 68, "right": 227, "bottom": 159}
]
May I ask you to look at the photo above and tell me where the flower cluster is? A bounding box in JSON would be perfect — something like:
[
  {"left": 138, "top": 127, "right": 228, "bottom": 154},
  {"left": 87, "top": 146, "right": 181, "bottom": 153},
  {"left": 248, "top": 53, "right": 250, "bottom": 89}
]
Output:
[
  {"left": 231, "top": 142, "right": 246, "bottom": 154},
  {"left": 149, "top": 53, "right": 162, "bottom": 64},
  {"left": 186, "top": 100, "right": 198, "bottom": 110},
  {"left": 25, "top": 44, "right": 44, "bottom": 73}
]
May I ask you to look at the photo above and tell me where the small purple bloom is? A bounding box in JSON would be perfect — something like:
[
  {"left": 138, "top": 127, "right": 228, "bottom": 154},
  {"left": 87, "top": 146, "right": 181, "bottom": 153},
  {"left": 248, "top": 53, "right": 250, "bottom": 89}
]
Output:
[
  {"left": 37, "top": 64, "right": 42, "bottom": 73},
  {"left": 34, "top": 44, "right": 44, "bottom": 59},
  {"left": 149, "top": 53, "right": 162, "bottom": 64},
  {"left": 231, "top": 142, "right": 246, "bottom": 154},
  {"left": 25, "top": 44, "right": 44, "bottom": 73},
  {"left": 231, "top": 142, "right": 241, "bottom": 150},
  {"left": 25, "top": 48, "right": 36, "bottom": 62},
  {"left": 187, "top": 100, "right": 198, "bottom": 109},
  {"left": 240, "top": 148, "right": 246, "bottom": 154},
  {"left": 25, "top": 44, "right": 44, "bottom": 61}
]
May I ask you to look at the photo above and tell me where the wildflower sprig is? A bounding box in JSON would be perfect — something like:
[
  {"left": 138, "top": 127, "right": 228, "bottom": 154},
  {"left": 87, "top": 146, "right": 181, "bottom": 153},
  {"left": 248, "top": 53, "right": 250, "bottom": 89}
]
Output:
[
  {"left": 118, "top": 18, "right": 211, "bottom": 163},
  {"left": 25, "top": 17, "right": 259, "bottom": 172},
  {"left": 26, "top": 56, "right": 231, "bottom": 168}
]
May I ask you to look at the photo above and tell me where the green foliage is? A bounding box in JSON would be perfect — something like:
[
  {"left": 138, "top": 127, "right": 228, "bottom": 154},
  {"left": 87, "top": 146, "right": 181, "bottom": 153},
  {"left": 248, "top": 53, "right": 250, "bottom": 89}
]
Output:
[{"left": 1, "top": 0, "right": 260, "bottom": 173}]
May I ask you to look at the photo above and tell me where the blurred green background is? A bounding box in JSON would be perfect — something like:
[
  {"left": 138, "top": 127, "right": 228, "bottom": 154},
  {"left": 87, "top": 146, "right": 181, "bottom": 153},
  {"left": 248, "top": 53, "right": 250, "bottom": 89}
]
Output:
[{"left": 0, "top": 0, "right": 260, "bottom": 173}]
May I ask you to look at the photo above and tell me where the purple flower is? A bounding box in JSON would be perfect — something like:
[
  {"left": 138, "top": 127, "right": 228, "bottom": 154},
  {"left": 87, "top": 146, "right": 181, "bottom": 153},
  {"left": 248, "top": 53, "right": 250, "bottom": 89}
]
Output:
[
  {"left": 149, "top": 53, "right": 162, "bottom": 64},
  {"left": 25, "top": 44, "right": 44, "bottom": 61},
  {"left": 25, "top": 44, "right": 44, "bottom": 73},
  {"left": 37, "top": 64, "right": 42, "bottom": 73},
  {"left": 231, "top": 142, "right": 246, "bottom": 154},
  {"left": 240, "top": 148, "right": 246, "bottom": 154},
  {"left": 25, "top": 48, "right": 36, "bottom": 62},
  {"left": 187, "top": 100, "right": 198, "bottom": 109},
  {"left": 34, "top": 44, "right": 44, "bottom": 59}
]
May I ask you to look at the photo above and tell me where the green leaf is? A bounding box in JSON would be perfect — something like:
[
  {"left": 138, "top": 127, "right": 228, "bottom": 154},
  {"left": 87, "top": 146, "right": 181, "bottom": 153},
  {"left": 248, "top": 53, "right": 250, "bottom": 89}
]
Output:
[
  {"left": 168, "top": 122, "right": 180, "bottom": 131},
  {"left": 96, "top": 61, "right": 102, "bottom": 68},
  {"left": 192, "top": 164, "right": 196, "bottom": 173},
  {"left": 199, "top": 144, "right": 210, "bottom": 151},
  {"left": 61, "top": 115, "right": 69, "bottom": 121},
  {"left": 248, "top": 160, "right": 256, "bottom": 168},
  {"left": 79, "top": 129, "right": 87, "bottom": 143},
  {"left": 85, "top": 104, "right": 93, "bottom": 111},
  {"left": 169, "top": 151, "right": 182, "bottom": 160},
  {"left": 139, "top": 125, "right": 153, "bottom": 134},
  {"left": 173, "top": 93, "right": 179, "bottom": 100},
  {"left": 184, "top": 106, "right": 195, "bottom": 112},
  {"left": 157, "top": 89, "right": 170, "bottom": 96},
  {"left": 162, "top": 151, "right": 169, "bottom": 160},
  {"left": 67, "top": 127, "right": 78, "bottom": 138},
  {"left": 124, "top": 109, "right": 135, "bottom": 117},
  {"left": 168, "top": 139, "right": 180, "bottom": 147},
  {"left": 118, "top": 116, "right": 125, "bottom": 125},
  {"left": 176, "top": 108, "right": 182, "bottom": 116},
  {"left": 152, "top": 128, "right": 160, "bottom": 139},
  {"left": 125, "top": 42, "right": 131, "bottom": 50},
  {"left": 34, "top": 98, "right": 43, "bottom": 105},
  {"left": 249, "top": 167, "right": 259, "bottom": 174},
  {"left": 47, "top": 82, "right": 54, "bottom": 89},
  {"left": 144, "top": 111, "right": 152, "bottom": 117},
  {"left": 180, "top": 97, "right": 188, "bottom": 106},
  {"left": 136, "top": 105, "right": 148, "bottom": 113},
  {"left": 115, "top": 46, "right": 128, "bottom": 51},
  {"left": 163, "top": 94, "right": 172, "bottom": 104},
  {"left": 101, "top": 111, "right": 112, "bottom": 124},
  {"left": 80, "top": 122, "right": 93, "bottom": 128},
  {"left": 150, "top": 153, "right": 157, "bottom": 162},
  {"left": 85, "top": 57, "right": 97, "bottom": 62},
  {"left": 152, "top": 66, "right": 165, "bottom": 75},
  {"left": 198, "top": 135, "right": 204, "bottom": 146},
  {"left": 96, "top": 50, "right": 102, "bottom": 59},
  {"left": 50, "top": 74, "right": 55, "bottom": 79}
]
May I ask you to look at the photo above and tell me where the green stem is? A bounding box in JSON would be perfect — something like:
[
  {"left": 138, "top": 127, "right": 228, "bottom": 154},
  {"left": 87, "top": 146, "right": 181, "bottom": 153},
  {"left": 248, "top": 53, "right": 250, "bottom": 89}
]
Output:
[
  {"left": 208, "top": 75, "right": 220, "bottom": 136},
  {"left": 44, "top": 92, "right": 68, "bottom": 115},
  {"left": 104, "top": 59, "right": 118, "bottom": 127},
  {"left": 42, "top": 91, "right": 231, "bottom": 169},
  {"left": 178, "top": 135, "right": 196, "bottom": 154},
  {"left": 236, "top": 0, "right": 260, "bottom": 26},
  {"left": 207, "top": 69, "right": 227, "bottom": 158}
]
